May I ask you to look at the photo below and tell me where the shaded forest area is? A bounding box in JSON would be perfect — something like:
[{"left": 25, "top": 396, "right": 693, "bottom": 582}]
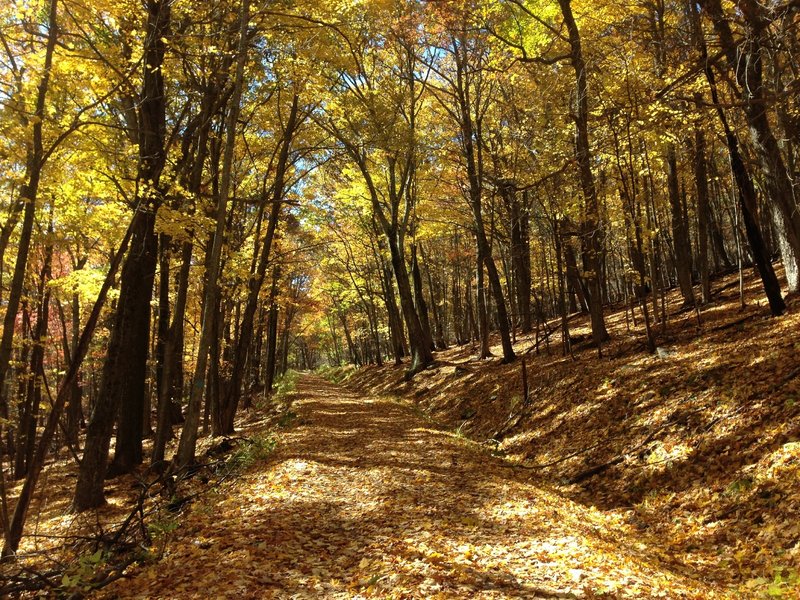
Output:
[
  {"left": 1, "top": 0, "right": 800, "bottom": 596},
  {"left": 344, "top": 268, "right": 800, "bottom": 597}
]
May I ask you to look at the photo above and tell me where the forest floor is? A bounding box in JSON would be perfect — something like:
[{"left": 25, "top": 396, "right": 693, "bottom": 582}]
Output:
[
  {"left": 93, "top": 375, "right": 718, "bottom": 599},
  {"left": 341, "top": 268, "right": 800, "bottom": 598},
  {"left": 3, "top": 269, "right": 799, "bottom": 598}
]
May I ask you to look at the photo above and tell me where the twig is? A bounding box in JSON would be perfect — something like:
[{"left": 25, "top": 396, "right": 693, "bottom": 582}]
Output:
[
  {"left": 500, "top": 439, "right": 610, "bottom": 470},
  {"left": 568, "top": 403, "right": 711, "bottom": 484}
]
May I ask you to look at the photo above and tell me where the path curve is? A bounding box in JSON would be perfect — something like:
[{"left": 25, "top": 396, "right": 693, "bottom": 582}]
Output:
[{"left": 100, "top": 375, "right": 718, "bottom": 599}]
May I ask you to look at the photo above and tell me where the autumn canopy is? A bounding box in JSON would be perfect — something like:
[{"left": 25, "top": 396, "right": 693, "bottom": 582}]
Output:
[{"left": 1, "top": 0, "right": 800, "bottom": 596}]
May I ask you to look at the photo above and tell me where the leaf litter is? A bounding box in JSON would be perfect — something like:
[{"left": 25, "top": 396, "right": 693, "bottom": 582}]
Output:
[{"left": 97, "top": 376, "right": 716, "bottom": 599}]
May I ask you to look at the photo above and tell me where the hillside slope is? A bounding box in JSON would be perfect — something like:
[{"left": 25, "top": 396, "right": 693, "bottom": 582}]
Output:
[
  {"left": 96, "top": 376, "right": 717, "bottom": 599},
  {"left": 342, "top": 269, "right": 800, "bottom": 597}
]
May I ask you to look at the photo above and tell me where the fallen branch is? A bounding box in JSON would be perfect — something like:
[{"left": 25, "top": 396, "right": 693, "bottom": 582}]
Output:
[
  {"left": 500, "top": 439, "right": 610, "bottom": 470},
  {"left": 567, "top": 408, "right": 703, "bottom": 484},
  {"left": 710, "top": 313, "right": 755, "bottom": 333},
  {"left": 569, "top": 456, "right": 624, "bottom": 484}
]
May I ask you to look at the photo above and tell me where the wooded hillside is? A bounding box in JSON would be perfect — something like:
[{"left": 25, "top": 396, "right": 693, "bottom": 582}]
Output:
[{"left": 1, "top": 0, "right": 799, "bottom": 596}]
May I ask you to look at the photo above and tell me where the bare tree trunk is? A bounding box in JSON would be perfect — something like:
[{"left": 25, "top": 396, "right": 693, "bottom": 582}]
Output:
[
  {"left": 553, "top": 221, "right": 571, "bottom": 356},
  {"left": 0, "top": 0, "right": 59, "bottom": 450},
  {"left": 173, "top": 0, "right": 249, "bottom": 469},
  {"left": 667, "top": 146, "right": 695, "bottom": 305},
  {"left": 558, "top": 0, "right": 609, "bottom": 349}
]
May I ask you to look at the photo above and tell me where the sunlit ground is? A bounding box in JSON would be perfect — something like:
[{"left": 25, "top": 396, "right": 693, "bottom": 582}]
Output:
[
  {"left": 345, "top": 267, "right": 800, "bottom": 597},
  {"left": 97, "top": 376, "right": 716, "bottom": 599}
]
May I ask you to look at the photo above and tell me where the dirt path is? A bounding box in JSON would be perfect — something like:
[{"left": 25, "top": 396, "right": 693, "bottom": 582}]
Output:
[{"left": 101, "top": 375, "right": 721, "bottom": 599}]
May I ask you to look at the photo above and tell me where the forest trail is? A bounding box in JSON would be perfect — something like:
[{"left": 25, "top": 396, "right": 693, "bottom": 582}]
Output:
[{"left": 100, "top": 375, "right": 719, "bottom": 599}]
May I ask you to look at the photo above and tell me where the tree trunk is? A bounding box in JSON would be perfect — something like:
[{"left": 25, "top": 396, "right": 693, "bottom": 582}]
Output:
[
  {"left": 411, "top": 242, "right": 435, "bottom": 352},
  {"left": 0, "top": 0, "right": 59, "bottom": 448},
  {"left": 553, "top": 221, "right": 571, "bottom": 356},
  {"left": 564, "top": 237, "right": 588, "bottom": 313},
  {"left": 476, "top": 254, "right": 491, "bottom": 358},
  {"left": 381, "top": 258, "right": 405, "bottom": 364},
  {"left": 699, "top": 0, "right": 800, "bottom": 292},
  {"left": 152, "top": 234, "right": 171, "bottom": 437},
  {"left": 420, "top": 243, "right": 447, "bottom": 349},
  {"left": 558, "top": 0, "right": 609, "bottom": 348},
  {"left": 695, "top": 10, "right": 785, "bottom": 315},
  {"left": 667, "top": 146, "right": 695, "bottom": 305},
  {"left": 693, "top": 115, "right": 712, "bottom": 304},
  {"left": 220, "top": 94, "right": 299, "bottom": 435},
  {"left": 387, "top": 234, "right": 433, "bottom": 373},
  {"left": 727, "top": 129, "right": 786, "bottom": 315},
  {"left": 454, "top": 43, "right": 514, "bottom": 362},
  {"left": 74, "top": 208, "right": 158, "bottom": 509},
  {"left": 4, "top": 209, "right": 137, "bottom": 555},
  {"left": 503, "top": 183, "right": 533, "bottom": 333},
  {"left": 151, "top": 240, "right": 192, "bottom": 467},
  {"left": 75, "top": 0, "right": 170, "bottom": 497},
  {"left": 263, "top": 266, "right": 281, "bottom": 392},
  {"left": 14, "top": 241, "right": 52, "bottom": 479},
  {"left": 173, "top": 0, "right": 249, "bottom": 469},
  {"left": 64, "top": 291, "right": 84, "bottom": 447}
]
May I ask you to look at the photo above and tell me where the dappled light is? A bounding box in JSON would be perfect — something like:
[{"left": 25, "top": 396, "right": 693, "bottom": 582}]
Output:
[
  {"left": 2, "top": 0, "right": 799, "bottom": 596},
  {"left": 97, "top": 376, "right": 715, "bottom": 599},
  {"left": 343, "top": 268, "right": 800, "bottom": 597}
]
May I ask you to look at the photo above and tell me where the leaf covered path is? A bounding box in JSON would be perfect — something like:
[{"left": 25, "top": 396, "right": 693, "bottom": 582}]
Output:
[{"left": 101, "top": 375, "right": 720, "bottom": 599}]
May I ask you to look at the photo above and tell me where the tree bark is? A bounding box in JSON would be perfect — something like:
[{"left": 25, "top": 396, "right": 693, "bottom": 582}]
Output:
[
  {"left": 0, "top": 0, "right": 59, "bottom": 449},
  {"left": 667, "top": 146, "right": 695, "bottom": 305},
  {"left": 558, "top": 0, "right": 609, "bottom": 348},
  {"left": 698, "top": 0, "right": 800, "bottom": 292}
]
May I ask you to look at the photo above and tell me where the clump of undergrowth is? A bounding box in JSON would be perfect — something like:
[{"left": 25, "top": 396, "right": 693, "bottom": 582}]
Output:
[
  {"left": 272, "top": 369, "right": 299, "bottom": 399},
  {"left": 254, "top": 369, "right": 299, "bottom": 410},
  {"left": 227, "top": 434, "right": 276, "bottom": 472},
  {"left": 317, "top": 364, "right": 356, "bottom": 384}
]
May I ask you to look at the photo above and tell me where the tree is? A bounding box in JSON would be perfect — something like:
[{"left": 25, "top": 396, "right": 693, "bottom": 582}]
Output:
[
  {"left": 424, "top": 2, "right": 517, "bottom": 362},
  {"left": 556, "top": 0, "right": 609, "bottom": 348},
  {"left": 310, "top": 0, "right": 435, "bottom": 374},
  {"left": 0, "top": 0, "right": 60, "bottom": 453},
  {"left": 74, "top": 0, "right": 172, "bottom": 509},
  {"left": 173, "top": 0, "right": 251, "bottom": 469},
  {"left": 698, "top": 0, "right": 800, "bottom": 293}
]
